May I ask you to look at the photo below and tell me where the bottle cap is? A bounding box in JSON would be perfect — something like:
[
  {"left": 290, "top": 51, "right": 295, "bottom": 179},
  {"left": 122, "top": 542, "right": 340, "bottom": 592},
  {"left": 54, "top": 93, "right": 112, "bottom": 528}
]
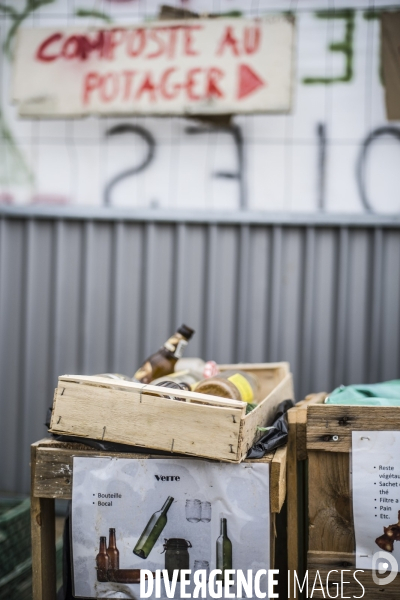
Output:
[{"left": 177, "top": 324, "right": 195, "bottom": 340}]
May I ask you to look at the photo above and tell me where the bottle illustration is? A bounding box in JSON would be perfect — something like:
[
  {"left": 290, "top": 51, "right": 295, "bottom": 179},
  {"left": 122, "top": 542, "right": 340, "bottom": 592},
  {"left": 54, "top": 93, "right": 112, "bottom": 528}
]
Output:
[
  {"left": 133, "top": 325, "right": 195, "bottom": 383},
  {"left": 96, "top": 536, "right": 109, "bottom": 582},
  {"left": 216, "top": 518, "right": 232, "bottom": 585},
  {"left": 133, "top": 496, "right": 174, "bottom": 558},
  {"left": 107, "top": 528, "right": 119, "bottom": 570}
]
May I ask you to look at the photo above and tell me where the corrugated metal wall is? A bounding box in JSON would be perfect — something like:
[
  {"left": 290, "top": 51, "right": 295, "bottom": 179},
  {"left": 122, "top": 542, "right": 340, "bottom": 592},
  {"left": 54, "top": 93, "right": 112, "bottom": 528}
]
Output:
[{"left": 1, "top": 208, "right": 400, "bottom": 493}]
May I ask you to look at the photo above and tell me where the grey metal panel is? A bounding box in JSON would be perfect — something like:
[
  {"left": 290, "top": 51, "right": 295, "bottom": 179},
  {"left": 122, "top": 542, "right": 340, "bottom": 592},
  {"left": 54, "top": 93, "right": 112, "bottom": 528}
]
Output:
[
  {"left": 381, "top": 230, "right": 400, "bottom": 381},
  {"left": 1, "top": 214, "right": 400, "bottom": 493},
  {"left": 311, "top": 228, "right": 337, "bottom": 394}
]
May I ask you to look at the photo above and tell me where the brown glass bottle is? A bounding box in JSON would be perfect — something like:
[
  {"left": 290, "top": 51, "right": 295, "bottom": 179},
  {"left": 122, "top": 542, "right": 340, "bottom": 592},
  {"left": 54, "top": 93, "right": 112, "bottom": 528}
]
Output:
[
  {"left": 96, "top": 536, "right": 109, "bottom": 582},
  {"left": 133, "top": 325, "right": 195, "bottom": 383},
  {"left": 107, "top": 528, "right": 119, "bottom": 570}
]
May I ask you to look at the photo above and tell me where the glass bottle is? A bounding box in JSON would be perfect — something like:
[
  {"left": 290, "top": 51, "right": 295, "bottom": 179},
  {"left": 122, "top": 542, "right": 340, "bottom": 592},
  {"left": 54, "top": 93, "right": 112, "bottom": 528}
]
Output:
[
  {"left": 152, "top": 370, "right": 202, "bottom": 390},
  {"left": 96, "top": 536, "right": 109, "bottom": 582},
  {"left": 195, "top": 370, "right": 259, "bottom": 404},
  {"left": 107, "top": 528, "right": 119, "bottom": 570},
  {"left": 133, "top": 325, "right": 195, "bottom": 383},
  {"left": 133, "top": 496, "right": 174, "bottom": 559},
  {"left": 148, "top": 380, "right": 191, "bottom": 401},
  {"left": 216, "top": 518, "right": 232, "bottom": 585}
]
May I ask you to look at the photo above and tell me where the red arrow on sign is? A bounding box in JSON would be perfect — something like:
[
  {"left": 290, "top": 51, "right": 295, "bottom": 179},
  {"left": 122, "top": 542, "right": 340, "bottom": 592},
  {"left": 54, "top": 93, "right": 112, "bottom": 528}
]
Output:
[{"left": 237, "top": 64, "right": 265, "bottom": 100}]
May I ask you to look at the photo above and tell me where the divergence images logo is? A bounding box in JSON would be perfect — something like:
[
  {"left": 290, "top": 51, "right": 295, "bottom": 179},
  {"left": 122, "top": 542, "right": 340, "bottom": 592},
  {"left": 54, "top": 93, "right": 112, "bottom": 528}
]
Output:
[{"left": 372, "top": 551, "right": 399, "bottom": 585}]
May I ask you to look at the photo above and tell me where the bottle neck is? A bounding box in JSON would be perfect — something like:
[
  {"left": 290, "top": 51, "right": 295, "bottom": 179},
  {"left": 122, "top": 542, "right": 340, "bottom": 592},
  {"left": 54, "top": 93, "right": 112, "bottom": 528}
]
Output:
[
  {"left": 220, "top": 518, "right": 227, "bottom": 536},
  {"left": 99, "top": 537, "right": 107, "bottom": 553},
  {"left": 108, "top": 529, "right": 116, "bottom": 548},
  {"left": 161, "top": 496, "right": 174, "bottom": 515},
  {"left": 163, "top": 333, "right": 187, "bottom": 358}
]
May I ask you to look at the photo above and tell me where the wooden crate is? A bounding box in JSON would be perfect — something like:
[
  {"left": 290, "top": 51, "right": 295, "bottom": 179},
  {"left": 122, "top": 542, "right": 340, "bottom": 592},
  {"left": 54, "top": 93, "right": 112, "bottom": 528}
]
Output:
[
  {"left": 305, "top": 397, "right": 400, "bottom": 599},
  {"left": 49, "top": 362, "right": 294, "bottom": 463},
  {"left": 31, "top": 438, "right": 287, "bottom": 600}
]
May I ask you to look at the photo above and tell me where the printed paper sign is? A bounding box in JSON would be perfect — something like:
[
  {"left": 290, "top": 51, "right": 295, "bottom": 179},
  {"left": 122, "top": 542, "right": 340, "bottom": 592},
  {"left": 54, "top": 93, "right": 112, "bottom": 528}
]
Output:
[
  {"left": 71, "top": 457, "right": 270, "bottom": 599},
  {"left": 352, "top": 431, "right": 400, "bottom": 570},
  {"left": 13, "top": 17, "right": 294, "bottom": 117}
]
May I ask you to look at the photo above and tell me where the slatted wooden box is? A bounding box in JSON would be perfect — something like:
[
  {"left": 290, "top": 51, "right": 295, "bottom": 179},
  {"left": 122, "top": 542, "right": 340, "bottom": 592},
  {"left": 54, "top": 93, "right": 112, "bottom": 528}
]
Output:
[
  {"left": 49, "top": 362, "right": 294, "bottom": 463},
  {"left": 31, "top": 438, "right": 288, "bottom": 600},
  {"left": 304, "top": 397, "right": 400, "bottom": 599}
]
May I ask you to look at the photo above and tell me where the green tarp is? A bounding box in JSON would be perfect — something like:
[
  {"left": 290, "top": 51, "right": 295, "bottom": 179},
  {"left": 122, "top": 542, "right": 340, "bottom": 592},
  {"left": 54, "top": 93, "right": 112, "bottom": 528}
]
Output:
[{"left": 325, "top": 380, "right": 400, "bottom": 406}]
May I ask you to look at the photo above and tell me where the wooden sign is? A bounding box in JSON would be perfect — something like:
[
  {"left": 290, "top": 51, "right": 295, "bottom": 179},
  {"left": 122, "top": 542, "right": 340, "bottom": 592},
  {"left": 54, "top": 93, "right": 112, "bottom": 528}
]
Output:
[
  {"left": 12, "top": 16, "right": 294, "bottom": 117},
  {"left": 381, "top": 12, "right": 400, "bottom": 121}
]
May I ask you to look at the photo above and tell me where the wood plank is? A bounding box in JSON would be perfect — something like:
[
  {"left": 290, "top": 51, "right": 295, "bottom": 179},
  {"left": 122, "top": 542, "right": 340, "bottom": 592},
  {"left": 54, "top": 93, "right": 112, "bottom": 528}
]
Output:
[
  {"left": 270, "top": 512, "right": 276, "bottom": 571},
  {"left": 220, "top": 362, "right": 290, "bottom": 401},
  {"left": 58, "top": 374, "right": 246, "bottom": 408},
  {"left": 307, "top": 405, "right": 400, "bottom": 452},
  {"left": 33, "top": 441, "right": 277, "bottom": 500},
  {"left": 306, "top": 562, "right": 400, "bottom": 599},
  {"left": 295, "top": 393, "right": 327, "bottom": 461},
  {"left": 308, "top": 550, "right": 355, "bottom": 568},
  {"left": 286, "top": 395, "right": 326, "bottom": 578},
  {"left": 50, "top": 381, "right": 243, "bottom": 462},
  {"left": 308, "top": 451, "right": 354, "bottom": 553},
  {"left": 31, "top": 443, "right": 56, "bottom": 600},
  {"left": 239, "top": 373, "right": 294, "bottom": 460},
  {"left": 270, "top": 445, "right": 287, "bottom": 513},
  {"left": 287, "top": 406, "right": 300, "bottom": 575}
]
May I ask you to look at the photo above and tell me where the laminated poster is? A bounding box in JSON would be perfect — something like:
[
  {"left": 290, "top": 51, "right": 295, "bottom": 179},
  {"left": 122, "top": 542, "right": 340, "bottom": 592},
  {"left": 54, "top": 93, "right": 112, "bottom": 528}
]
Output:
[
  {"left": 72, "top": 457, "right": 270, "bottom": 599},
  {"left": 352, "top": 431, "right": 400, "bottom": 573}
]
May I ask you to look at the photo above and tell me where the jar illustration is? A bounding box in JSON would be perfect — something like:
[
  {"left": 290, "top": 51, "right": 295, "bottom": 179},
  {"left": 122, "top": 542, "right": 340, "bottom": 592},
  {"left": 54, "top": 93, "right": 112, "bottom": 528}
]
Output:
[
  {"left": 185, "top": 499, "right": 201, "bottom": 522},
  {"left": 163, "top": 538, "right": 192, "bottom": 581}
]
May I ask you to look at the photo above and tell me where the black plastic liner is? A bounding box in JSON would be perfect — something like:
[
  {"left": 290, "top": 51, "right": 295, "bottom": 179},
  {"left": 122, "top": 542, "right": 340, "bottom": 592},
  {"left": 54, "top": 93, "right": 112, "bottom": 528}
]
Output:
[{"left": 246, "top": 399, "right": 294, "bottom": 458}]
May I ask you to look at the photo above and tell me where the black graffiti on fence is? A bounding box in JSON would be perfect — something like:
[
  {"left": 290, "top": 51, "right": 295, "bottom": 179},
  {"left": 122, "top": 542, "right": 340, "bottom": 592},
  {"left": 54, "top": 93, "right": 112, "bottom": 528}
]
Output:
[
  {"left": 316, "top": 122, "right": 327, "bottom": 211},
  {"left": 185, "top": 123, "right": 246, "bottom": 210},
  {"left": 356, "top": 126, "right": 400, "bottom": 213},
  {"left": 103, "top": 121, "right": 246, "bottom": 209},
  {"left": 103, "top": 124, "right": 156, "bottom": 207},
  {"left": 102, "top": 120, "right": 400, "bottom": 214}
]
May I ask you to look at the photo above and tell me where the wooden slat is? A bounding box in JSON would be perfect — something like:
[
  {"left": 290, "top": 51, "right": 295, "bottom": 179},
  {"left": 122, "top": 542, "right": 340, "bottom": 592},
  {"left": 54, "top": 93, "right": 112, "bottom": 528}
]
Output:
[
  {"left": 287, "top": 406, "right": 300, "bottom": 575},
  {"left": 308, "top": 450, "right": 354, "bottom": 553},
  {"left": 307, "top": 559, "right": 400, "bottom": 599},
  {"left": 307, "top": 405, "right": 400, "bottom": 452},
  {"left": 284, "top": 394, "right": 326, "bottom": 575},
  {"left": 220, "top": 362, "right": 290, "bottom": 401},
  {"left": 239, "top": 372, "right": 294, "bottom": 459},
  {"left": 270, "top": 445, "right": 287, "bottom": 513},
  {"left": 295, "top": 392, "right": 327, "bottom": 460},
  {"left": 32, "top": 440, "right": 282, "bottom": 506},
  {"left": 58, "top": 374, "right": 246, "bottom": 409},
  {"left": 31, "top": 442, "right": 56, "bottom": 600},
  {"left": 270, "top": 512, "right": 276, "bottom": 571},
  {"left": 50, "top": 380, "right": 244, "bottom": 462},
  {"left": 308, "top": 550, "right": 355, "bottom": 568}
]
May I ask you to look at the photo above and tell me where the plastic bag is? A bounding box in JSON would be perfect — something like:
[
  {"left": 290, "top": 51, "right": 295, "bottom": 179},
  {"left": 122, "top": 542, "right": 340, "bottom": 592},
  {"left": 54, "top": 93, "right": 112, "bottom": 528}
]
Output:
[
  {"left": 246, "top": 399, "right": 294, "bottom": 459},
  {"left": 325, "top": 380, "right": 400, "bottom": 406}
]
